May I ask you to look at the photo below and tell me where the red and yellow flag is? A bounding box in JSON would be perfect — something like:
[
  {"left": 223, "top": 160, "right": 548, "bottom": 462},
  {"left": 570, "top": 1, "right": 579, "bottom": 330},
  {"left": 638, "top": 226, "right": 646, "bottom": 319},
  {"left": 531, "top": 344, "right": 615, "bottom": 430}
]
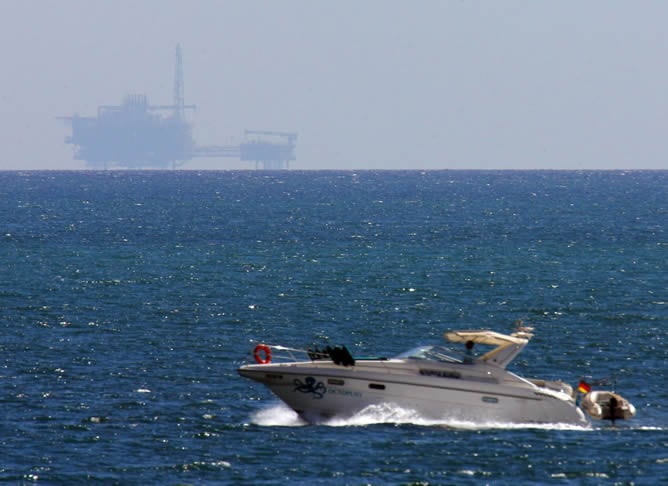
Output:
[{"left": 578, "top": 380, "right": 591, "bottom": 394}]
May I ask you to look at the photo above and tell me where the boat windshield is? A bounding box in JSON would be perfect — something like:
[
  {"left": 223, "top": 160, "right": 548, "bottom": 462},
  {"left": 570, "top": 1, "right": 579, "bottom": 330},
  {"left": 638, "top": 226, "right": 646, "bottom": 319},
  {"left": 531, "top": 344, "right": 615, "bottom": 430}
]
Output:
[{"left": 394, "top": 345, "right": 464, "bottom": 364}]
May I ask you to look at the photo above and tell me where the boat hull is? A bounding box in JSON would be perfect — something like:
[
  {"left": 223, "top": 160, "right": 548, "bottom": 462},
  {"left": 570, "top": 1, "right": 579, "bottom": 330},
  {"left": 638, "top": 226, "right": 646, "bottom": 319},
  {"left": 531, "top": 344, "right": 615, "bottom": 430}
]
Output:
[{"left": 238, "top": 360, "right": 588, "bottom": 426}]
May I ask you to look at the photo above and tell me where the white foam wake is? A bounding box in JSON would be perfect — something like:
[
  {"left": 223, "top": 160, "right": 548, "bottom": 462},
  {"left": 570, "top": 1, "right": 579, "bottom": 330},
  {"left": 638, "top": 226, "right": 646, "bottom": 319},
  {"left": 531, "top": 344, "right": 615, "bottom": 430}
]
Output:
[
  {"left": 249, "top": 402, "right": 307, "bottom": 427},
  {"left": 325, "top": 403, "right": 591, "bottom": 430},
  {"left": 248, "top": 402, "right": 592, "bottom": 431}
]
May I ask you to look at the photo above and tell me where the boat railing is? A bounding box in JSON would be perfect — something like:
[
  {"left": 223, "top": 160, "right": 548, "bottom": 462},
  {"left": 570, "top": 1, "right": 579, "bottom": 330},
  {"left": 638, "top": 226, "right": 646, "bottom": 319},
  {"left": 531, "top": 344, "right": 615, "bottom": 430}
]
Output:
[
  {"left": 251, "top": 343, "right": 356, "bottom": 366},
  {"left": 253, "top": 344, "right": 313, "bottom": 364}
]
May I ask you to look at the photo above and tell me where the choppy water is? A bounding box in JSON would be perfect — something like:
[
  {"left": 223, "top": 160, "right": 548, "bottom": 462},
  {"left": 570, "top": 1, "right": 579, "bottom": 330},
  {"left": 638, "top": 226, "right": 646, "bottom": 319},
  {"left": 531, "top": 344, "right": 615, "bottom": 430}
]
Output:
[{"left": 0, "top": 170, "right": 666, "bottom": 484}]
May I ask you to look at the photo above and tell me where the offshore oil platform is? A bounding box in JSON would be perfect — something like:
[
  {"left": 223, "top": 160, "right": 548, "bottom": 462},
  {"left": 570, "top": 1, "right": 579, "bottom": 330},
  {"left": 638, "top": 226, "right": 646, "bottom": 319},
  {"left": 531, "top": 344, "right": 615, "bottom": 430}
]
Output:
[{"left": 59, "top": 45, "right": 296, "bottom": 170}]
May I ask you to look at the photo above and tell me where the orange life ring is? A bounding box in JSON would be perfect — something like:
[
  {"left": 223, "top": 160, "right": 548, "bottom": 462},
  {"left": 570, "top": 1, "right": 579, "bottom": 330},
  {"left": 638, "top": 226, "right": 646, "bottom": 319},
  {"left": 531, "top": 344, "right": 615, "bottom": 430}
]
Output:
[{"left": 253, "top": 344, "right": 272, "bottom": 364}]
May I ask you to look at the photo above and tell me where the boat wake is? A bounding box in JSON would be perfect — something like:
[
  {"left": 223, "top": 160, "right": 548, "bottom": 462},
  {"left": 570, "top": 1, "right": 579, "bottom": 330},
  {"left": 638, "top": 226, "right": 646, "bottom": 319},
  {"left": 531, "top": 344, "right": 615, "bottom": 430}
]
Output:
[
  {"left": 248, "top": 402, "right": 592, "bottom": 431},
  {"left": 248, "top": 402, "right": 307, "bottom": 427}
]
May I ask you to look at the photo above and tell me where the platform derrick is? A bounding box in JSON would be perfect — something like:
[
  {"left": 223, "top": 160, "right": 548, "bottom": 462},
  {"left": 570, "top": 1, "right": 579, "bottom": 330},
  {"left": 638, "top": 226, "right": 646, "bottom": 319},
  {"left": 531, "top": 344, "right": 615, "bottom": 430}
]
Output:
[{"left": 59, "top": 45, "right": 297, "bottom": 170}]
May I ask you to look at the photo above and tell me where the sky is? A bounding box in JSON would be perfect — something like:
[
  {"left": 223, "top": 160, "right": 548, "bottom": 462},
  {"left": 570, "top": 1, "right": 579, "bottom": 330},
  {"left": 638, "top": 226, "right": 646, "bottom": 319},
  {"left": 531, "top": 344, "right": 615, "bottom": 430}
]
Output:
[{"left": 1, "top": 0, "right": 668, "bottom": 170}]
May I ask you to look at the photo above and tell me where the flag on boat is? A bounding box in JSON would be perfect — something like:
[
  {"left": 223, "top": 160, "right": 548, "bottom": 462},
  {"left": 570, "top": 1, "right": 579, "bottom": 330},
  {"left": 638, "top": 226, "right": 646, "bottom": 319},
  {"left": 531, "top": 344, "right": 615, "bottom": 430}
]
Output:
[{"left": 578, "top": 380, "right": 591, "bottom": 394}]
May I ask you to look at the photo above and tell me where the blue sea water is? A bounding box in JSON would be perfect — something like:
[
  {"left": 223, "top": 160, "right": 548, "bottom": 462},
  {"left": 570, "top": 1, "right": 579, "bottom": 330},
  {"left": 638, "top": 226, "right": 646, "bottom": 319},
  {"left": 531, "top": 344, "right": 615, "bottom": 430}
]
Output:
[{"left": 0, "top": 170, "right": 666, "bottom": 484}]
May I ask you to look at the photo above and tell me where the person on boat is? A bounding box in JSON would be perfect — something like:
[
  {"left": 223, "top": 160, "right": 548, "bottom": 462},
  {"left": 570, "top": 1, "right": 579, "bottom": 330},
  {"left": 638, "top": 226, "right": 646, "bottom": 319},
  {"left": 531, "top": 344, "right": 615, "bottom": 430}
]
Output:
[
  {"left": 463, "top": 340, "right": 475, "bottom": 364},
  {"left": 608, "top": 395, "right": 619, "bottom": 424}
]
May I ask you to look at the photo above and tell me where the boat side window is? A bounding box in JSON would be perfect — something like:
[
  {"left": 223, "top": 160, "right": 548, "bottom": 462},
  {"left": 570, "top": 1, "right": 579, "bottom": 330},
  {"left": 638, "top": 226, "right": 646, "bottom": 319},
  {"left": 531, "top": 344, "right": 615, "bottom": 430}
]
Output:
[
  {"left": 395, "top": 346, "right": 461, "bottom": 364},
  {"left": 395, "top": 346, "right": 432, "bottom": 360}
]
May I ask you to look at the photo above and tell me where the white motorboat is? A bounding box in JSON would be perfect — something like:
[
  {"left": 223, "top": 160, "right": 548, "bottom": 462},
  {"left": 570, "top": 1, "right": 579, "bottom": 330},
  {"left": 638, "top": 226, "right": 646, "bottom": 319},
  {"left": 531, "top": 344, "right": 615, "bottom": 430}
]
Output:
[{"left": 238, "top": 325, "right": 593, "bottom": 426}]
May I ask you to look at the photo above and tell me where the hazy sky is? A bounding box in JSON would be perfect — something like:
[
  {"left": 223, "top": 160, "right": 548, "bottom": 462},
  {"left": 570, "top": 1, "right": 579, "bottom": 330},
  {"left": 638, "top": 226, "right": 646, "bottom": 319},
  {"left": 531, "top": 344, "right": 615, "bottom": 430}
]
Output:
[{"left": 2, "top": 0, "right": 668, "bottom": 170}]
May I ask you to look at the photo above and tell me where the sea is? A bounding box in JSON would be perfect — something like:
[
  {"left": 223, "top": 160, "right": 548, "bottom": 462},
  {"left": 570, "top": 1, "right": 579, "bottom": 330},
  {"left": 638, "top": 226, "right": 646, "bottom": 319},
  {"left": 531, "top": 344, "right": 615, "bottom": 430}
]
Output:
[{"left": 0, "top": 170, "right": 666, "bottom": 485}]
